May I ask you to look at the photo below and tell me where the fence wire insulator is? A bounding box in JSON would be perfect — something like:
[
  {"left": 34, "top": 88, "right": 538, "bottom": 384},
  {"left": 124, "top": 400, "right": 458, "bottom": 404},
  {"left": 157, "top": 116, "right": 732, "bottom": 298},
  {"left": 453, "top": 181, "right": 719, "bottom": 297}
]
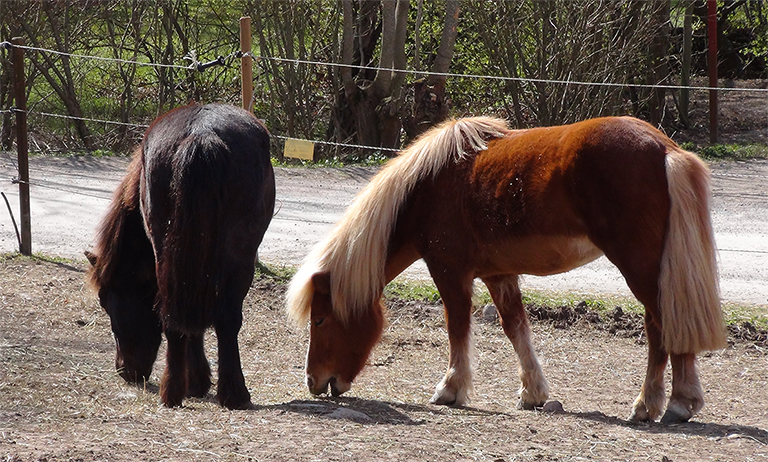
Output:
[
  {"left": 196, "top": 56, "right": 226, "bottom": 72},
  {"left": 0, "top": 41, "right": 11, "bottom": 50}
]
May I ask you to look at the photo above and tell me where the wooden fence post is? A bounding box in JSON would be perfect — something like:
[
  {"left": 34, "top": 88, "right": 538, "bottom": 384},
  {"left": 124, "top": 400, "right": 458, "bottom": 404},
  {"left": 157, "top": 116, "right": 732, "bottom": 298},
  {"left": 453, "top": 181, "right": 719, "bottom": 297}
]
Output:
[
  {"left": 11, "top": 37, "right": 31, "bottom": 256},
  {"left": 240, "top": 17, "right": 253, "bottom": 112}
]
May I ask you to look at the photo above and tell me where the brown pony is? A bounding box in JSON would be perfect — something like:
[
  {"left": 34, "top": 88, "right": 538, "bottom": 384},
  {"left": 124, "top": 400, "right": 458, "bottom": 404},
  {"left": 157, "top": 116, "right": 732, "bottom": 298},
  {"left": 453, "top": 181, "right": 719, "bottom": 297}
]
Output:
[
  {"left": 87, "top": 103, "right": 275, "bottom": 409},
  {"left": 286, "top": 116, "right": 726, "bottom": 423}
]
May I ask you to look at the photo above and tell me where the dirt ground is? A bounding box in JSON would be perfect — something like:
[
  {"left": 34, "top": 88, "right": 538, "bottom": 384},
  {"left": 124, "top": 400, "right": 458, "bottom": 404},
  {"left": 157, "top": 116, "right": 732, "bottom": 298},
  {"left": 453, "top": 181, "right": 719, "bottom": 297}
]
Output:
[{"left": 1, "top": 257, "right": 767, "bottom": 462}]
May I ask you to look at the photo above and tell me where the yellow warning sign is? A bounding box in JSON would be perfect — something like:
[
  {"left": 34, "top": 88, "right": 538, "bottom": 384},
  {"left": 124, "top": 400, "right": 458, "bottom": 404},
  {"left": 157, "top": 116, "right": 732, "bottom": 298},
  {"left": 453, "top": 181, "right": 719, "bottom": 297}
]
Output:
[{"left": 284, "top": 138, "right": 315, "bottom": 160}]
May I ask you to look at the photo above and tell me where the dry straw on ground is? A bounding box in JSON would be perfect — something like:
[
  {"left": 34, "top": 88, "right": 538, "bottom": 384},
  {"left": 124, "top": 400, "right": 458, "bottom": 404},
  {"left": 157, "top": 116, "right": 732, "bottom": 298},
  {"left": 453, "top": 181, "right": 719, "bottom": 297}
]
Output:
[{"left": 1, "top": 257, "right": 767, "bottom": 461}]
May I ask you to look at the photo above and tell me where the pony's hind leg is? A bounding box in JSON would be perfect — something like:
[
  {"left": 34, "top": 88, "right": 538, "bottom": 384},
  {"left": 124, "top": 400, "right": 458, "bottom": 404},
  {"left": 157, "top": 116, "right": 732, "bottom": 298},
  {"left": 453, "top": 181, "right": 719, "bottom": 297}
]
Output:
[
  {"left": 160, "top": 329, "right": 188, "bottom": 407},
  {"left": 185, "top": 332, "right": 212, "bottom": 398},
  {"left": 214, "top": 265, "right": 253, "bottom": 410},
  {"left": 428, "top": 269, "right": 475, "bottom": 406},
  {"left": 483, "top": 275, "right": 549, "bottom": 409},
  {"left": 661, "top": 353, "right": 704, "bottom": 423},
  {"left": 214, "top": 311, "right": 250, "bottom": 409},
  {"left": 629, "top": 315, "right": 668, "bottom": 421}
]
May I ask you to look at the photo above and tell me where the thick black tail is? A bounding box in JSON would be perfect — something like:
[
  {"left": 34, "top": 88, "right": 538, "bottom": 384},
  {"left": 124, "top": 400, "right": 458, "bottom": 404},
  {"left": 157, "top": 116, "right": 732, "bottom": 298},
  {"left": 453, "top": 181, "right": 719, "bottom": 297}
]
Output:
[{"left": 156, "top": 136, "right": 229, "bottom": 333}]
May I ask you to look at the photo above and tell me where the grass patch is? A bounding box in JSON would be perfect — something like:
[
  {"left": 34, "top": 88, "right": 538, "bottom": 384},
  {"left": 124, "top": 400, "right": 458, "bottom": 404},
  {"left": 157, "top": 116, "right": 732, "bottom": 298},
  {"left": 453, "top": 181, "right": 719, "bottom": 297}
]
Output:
[
  {"left": 29, "top": 149, "right": 131, "bottom": 158},
  {"left": 680, "top": 141, "right": 768, "bottom": 161},
  {"left": 722, "top": 301, "right": 768, "bottom": 329},
  {"left": 255, "top": 260, "right": 297, "bottom": 283},
  {"left": 0, "top": 251, "right": 82, "bottom": 265},
  {"left": 32, "top": 252, "right": 81, "bottom": 265},
  {"left": 384, "top": 276, "right": 645, "bottom": 316},
  {"left": 384, "top": 275, "right": 768, "bottom": 328},
  {"left": 271, "top": 153, "right": 390, "bottom": 168},
  {"left": 384, "top": 277, "right": 442, "bottom": 303},
  {"left": 520, "top": 290, "right": 644, "bottom": 316},
  {"left": 0, "top": 251, "right": 23, "bottom": 263}
]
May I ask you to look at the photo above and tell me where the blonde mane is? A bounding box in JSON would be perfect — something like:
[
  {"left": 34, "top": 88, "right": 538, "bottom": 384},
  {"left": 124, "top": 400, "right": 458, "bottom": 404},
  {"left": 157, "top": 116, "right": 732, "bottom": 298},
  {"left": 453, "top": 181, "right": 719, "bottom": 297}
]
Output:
[{"left": 285, "top": 117, "right": 511, "bottom": 325}]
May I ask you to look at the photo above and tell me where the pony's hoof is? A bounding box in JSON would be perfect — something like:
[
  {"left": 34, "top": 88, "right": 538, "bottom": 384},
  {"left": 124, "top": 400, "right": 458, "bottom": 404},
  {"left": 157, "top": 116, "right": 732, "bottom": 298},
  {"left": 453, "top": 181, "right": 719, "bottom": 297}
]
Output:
[
  {"left": 660, "top": 410, "right": 687, "bottom": 424},
  {"left": 429, "top": 392, "right": 456, "bottom": 406},
  {"left": 660, "top": 397, "right": 700, "bottom": 424},
  {"left": 430, "top": 385, "right": 470, "bottom": 406},
  {"left": 161, "top": 394, "right": 184, "bottom": 408},
  {"left": 217, "top": 378, "right": 251, "bottom": 410},
  {"left": 186, "top": 377, "right": 212, "bottom": 399},
  {"left": 160, "top": 378, "right": 186, "bottom": 408},
  {"left": 218, "top": 390, "right": 252, "bottom": 410},
  {"left": 220, "top": 397, "right": 253, "bottom": 410},
  {"left": 517, "top": 398, "right": 544, "bottom": 411},
  {"left": 628, "top": 401, "right": 654, "bottom": 422},
  {"left": 660, "top": 403, "right": 692, "bottom": 424}
]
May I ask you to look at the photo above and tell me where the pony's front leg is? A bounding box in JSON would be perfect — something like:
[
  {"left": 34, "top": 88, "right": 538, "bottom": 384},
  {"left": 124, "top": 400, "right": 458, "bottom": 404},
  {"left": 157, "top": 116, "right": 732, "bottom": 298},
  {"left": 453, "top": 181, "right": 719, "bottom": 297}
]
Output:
[
  {"left": 429, "top": 271, "right": 475, "bottom": 406},
  {"left": 483, "top": 275, "right": 549, "bottom": 409},
  {"left": 160, "top": 329, "right": 188, "bottom": 407},
  {"left": 629, "top": 316, "right": 668, "bottom": 421},
  {"left": 661, "top": 353, "right": 704, "bottom": 423}
]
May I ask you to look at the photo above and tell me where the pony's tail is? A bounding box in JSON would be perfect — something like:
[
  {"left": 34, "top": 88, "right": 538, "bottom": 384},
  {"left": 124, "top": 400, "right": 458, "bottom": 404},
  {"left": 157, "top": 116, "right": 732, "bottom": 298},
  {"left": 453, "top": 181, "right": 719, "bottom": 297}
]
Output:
[
  {"left": 658, "top": 148, "right": 727, "bottom": 354},
  {"left": 156, "top": 138, "right": 227, "bottom": 333}
]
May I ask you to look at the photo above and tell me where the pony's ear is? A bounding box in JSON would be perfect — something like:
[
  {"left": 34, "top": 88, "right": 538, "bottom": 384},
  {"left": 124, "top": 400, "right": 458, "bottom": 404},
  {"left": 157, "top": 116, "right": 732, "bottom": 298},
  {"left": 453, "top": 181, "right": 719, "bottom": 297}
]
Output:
[
  {"left": 311, "top": 272, "right": 331, "bottom": 295},
  {"left": 84, "top": 250, "right": 98, "bottom": 267}
]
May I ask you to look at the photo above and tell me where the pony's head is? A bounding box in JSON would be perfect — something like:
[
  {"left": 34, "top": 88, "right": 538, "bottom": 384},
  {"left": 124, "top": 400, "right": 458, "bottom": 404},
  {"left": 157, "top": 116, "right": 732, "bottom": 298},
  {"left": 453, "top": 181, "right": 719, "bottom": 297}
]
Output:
[
  {"left": 289, "top": 271, "right": 385, "bottom": 396},
  {"left": 85, "top": 153, "right": 161, "bottom": 383},
  {"left": 87, "top": 250, "right": 161, "bottom": 383}
]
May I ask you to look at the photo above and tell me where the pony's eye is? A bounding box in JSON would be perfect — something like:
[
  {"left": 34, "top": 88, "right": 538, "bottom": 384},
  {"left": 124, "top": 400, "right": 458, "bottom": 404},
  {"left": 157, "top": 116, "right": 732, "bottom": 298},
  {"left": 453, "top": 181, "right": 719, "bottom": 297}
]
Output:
[{"left": 313, "top": 318, "right": 325, "bottom": 327}]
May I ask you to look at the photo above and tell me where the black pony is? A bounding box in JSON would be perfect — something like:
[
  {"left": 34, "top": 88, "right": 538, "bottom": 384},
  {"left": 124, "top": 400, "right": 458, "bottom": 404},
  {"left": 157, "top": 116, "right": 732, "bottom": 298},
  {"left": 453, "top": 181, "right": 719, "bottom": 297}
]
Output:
[{"left": 87, "top": 103, "right": 275, "bottom": 409}]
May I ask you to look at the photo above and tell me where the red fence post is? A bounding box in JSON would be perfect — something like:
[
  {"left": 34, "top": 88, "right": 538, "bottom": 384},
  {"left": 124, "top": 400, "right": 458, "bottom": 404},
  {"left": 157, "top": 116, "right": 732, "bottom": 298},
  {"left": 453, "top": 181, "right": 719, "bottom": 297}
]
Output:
[
  {"left": 11, "top": 37, "right": 31, "bottom": 256},
  {"left": 707, "top": 0, "right": 718, "bottom": 144}
]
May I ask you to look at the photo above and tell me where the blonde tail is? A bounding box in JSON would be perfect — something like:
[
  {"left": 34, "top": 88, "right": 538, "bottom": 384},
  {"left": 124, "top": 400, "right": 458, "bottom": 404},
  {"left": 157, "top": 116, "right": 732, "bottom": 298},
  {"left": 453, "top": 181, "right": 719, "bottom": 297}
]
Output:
[{"left": 659, "top": 149, "right": 727, "bottom": 354}]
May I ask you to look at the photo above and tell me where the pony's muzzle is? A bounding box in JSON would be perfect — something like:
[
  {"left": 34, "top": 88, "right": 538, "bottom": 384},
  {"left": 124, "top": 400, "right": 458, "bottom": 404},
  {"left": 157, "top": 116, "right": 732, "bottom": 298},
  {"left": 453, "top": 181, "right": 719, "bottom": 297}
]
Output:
[
  {"left": 306, "top": 374, "right": 329, "bottom": 395},
  {"left": 306, "top": 374, "right": 351, "bottom": 397},
  {"left": 329, "top": 377, "right": 351, "bottom": 397}
]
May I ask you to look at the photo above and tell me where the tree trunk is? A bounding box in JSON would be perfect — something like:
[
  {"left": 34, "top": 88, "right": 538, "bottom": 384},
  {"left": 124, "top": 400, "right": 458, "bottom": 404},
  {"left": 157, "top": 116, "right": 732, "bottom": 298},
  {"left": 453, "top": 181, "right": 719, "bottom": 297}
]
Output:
[
  {"left": 1, "top": 47, "right": 12, "bottom": 150},
  {"left": 536, "top": 0, "right": 553, "bottom": 125},
  {"left": 680, "top": 2, "right": 694, "bottom": 128},
  {"left": 339, "top": 0, "right": 405, "bottom": 151},
  {"left": 0, "top": 1, "right": 20, "bottom": 150},
  {"left": 403, "top": 0, "right": 459, "bottom": 140},
  {"left": 649, "top": 1, "right": 671, "bottom": 127},
  {"left": 105, "top": 2, "right": 145, "bottom": 148},
  {"left": 376, "top": 0, "right": 409, "bottom": 148},
  {"left": 332, "top": 0, "right": 381, "bottom": 153},
  {"left": 334, "top": 0, "right": 460, "bottom": 155},
  {"left": 413, "top": 0, "right": 424, "bottom": 73},
  {"left": 339, "top": 0, "right": 379, "bottom": 149},
  {"left": 19, "top": 1, "right": 94, "bottom": 150}
]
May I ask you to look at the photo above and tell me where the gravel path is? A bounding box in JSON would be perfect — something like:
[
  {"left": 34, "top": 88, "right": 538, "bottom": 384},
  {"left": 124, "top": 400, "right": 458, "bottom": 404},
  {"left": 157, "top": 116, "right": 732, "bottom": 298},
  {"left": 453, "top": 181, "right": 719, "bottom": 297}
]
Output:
[{"left": 0, "top": 155, "right": 766, "bottom": 305}]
